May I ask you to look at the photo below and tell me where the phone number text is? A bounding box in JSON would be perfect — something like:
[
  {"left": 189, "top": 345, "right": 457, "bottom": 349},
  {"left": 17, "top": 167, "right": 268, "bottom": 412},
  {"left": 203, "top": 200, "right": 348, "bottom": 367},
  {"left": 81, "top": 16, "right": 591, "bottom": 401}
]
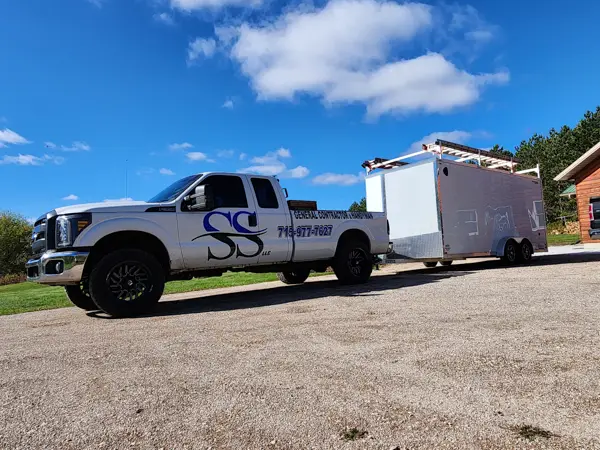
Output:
[{"left": 278, "top": 225, "right": 333, "bottom": 238}]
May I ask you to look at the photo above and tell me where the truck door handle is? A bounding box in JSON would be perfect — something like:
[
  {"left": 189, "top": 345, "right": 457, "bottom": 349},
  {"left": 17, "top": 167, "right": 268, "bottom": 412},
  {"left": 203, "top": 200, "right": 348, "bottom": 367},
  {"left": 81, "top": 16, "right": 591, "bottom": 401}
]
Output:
[{"left": 248, "top": 214, "right": 257, "bottom": 227}]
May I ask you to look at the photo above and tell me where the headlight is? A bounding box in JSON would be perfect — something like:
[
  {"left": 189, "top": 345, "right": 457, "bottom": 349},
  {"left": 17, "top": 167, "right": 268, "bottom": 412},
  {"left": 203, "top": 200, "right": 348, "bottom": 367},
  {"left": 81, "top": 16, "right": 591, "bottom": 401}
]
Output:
[
  {"left": 56, "top": 216, "right": 71, "bottom": 247},
  {"left": 55, "top": 214, "right": 92, "bottom": 248}
]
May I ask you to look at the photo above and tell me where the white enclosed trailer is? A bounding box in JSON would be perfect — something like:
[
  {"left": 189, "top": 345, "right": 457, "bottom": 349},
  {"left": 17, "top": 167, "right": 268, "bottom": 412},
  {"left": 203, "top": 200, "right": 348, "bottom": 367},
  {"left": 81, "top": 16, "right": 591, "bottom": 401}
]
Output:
[{"left": 364, "top": 140, "right": 548, "bottom": 266}]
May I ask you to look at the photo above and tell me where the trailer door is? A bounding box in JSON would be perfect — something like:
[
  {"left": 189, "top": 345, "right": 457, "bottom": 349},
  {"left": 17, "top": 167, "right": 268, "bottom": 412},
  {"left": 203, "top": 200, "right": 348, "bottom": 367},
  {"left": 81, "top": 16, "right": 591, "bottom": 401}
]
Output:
[{"left": 383, "top": 160, "right": 443, "bottom": 260}]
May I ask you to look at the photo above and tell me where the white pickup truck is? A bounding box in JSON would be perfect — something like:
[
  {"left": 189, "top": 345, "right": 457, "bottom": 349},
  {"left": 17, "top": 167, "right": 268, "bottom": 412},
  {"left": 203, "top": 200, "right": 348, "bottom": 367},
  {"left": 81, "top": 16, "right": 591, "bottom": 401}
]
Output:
[{"left": 26, "top": 172, "right": 390, "bottom": 317}]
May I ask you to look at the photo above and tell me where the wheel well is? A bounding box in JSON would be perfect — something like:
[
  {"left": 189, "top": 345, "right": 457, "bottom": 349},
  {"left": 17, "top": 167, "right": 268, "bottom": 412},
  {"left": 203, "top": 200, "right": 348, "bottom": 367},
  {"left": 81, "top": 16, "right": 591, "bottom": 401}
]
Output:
[
  {"left": 85, "top": 231, "right": 170, "bottom": 276},
  {"left": 336, "top": 229, "right": 371, "bottom": 254}
]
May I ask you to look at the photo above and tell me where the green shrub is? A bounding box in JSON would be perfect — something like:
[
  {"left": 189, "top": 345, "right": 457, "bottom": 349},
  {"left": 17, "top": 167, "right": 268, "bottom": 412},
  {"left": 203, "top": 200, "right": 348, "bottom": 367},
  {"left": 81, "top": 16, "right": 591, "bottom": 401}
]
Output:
[
  {"left": 0, "top": 211, "right": 32, "bottom": 275},
  {"left": 0, "top": 273, "right": 26, "bottom": 286}
]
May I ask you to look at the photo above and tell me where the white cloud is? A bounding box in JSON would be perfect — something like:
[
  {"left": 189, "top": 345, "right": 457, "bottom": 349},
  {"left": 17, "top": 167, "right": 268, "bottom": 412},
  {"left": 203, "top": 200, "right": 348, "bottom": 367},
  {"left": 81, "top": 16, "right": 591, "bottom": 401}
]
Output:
[
  {"left": 239, "top": 148, "right": 309, "bottom": 178},
  {"left": 61, "top": 141, "right": 90, "bottom": 152},
  {"left": 44, "top": 141, "right": 57, "bottom": 149},
  {"left": 222, "top": 99, "right": 234, "bottom": 109},
  {"left": 449, "top": 5, "right": 497, "bottom": 44},
  {"left": 313, "top": 172, "right": 365, "bottom": 186},
  {"left": 213, "top": 0, "right": 508, "bottom": 118},
  {"left": 171, "top": 0, "right": 262, "bottom": 11},
  {"left": 251, "top": 147, "right": 291, "bottom": 164},
  {"left": 239, "top": 152, "right": 247, "bottom": 160},
  {"left": 286, "top": 165, "right": 310, "bottom": 178},
  {"left": 103, "top": 197, "right": 134, "bottom": 203},
  {"left": 86, "top": 0, "right": 104, "bottom": 8},
  {"left": 465, "top": 29, "right": 494, "bottom": 44},
  {"left": 62, "top": 194, "right": 79, "bottom": 201},
  {"left": 154, "top": 12, "right": 175, "bottom": 26},
  {"left": 187, "top": 38, "right": 217, "bottom": 64},
  {"left": 169, "top": 142, "right": 194, "bottom": 151},
  {"left": 275, "top": 147, "right": 291, "bottom": 158},
  {"left": 217, "top": 149, "right": 235, "bottom": 158},
  {"left": 407, "top": 130, "right": 473, "bottom": 154},
  {"left": 187, "top": 152, "right": 210, "bottom": 161},
  {"left": 0, "top": 128, "right": 30, "bottom": 146},
  {"left": 0, "top": 154, "right": 64, "bottom": 166},
  {"left": 240, "top": 162, "right": 285, "bottom": 176},
  {"left": 26, "top": 217, "right": 36, "bottom": 225},
  {"left": 160, "top": 168, "right": 175, "bottom": 175}
]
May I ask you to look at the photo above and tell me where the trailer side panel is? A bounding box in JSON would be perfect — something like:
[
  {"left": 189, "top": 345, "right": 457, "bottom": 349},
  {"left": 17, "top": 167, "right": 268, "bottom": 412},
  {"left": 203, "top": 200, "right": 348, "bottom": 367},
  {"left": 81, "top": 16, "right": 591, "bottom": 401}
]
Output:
[{"left": 438, "top": 160, "right": 547, "bottom": 257}]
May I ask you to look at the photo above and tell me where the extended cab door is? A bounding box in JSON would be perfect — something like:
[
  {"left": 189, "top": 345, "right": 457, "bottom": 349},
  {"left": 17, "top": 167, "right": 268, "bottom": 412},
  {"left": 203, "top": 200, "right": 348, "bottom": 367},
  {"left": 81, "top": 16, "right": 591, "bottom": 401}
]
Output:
[
  {"left": 177, "top": 174, "right": 262, "bottom": 269},
  {"left": 249, "top": 176, "right": 292, "bottom": 264}
]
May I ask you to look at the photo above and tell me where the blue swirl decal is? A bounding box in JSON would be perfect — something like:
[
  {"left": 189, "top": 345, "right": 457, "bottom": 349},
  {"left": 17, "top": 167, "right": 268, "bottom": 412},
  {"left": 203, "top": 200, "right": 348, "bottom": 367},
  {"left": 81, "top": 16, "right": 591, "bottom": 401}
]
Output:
[{"left": 194, "top": 211, "right": 267, "bottom": 261}]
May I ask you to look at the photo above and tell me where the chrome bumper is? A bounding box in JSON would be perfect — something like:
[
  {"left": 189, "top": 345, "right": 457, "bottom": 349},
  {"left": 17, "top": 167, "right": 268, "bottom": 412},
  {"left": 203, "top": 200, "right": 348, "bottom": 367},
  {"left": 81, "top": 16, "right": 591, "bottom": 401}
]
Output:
[{"left": 26, "top": 251, "right": 89, "bottom": 285}]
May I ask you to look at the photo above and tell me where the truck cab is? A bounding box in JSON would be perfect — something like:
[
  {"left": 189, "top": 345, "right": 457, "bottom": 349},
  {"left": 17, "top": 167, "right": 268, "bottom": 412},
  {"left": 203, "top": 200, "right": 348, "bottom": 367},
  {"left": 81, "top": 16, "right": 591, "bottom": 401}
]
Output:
[{"left": 26, "top": 172, "right": 389, "bottom": 317}]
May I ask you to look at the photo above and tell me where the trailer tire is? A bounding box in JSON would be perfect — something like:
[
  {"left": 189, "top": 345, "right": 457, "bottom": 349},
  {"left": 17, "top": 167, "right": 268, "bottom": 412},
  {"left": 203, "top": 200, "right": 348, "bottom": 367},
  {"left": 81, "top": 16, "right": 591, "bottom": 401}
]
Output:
[
  {"left": 519, "top": 240, "right": 533, "bottom": 263},
  {"left": 88, "top": 249, "right": 165, "bottom": 318},
  {"left": 423, "top": 262, "right": 438, "bottom": 268},
  {"left": 65, "top": 279, "right": 97, "bottom": 311},
  {"left": 277, "top": 269, "right": 310, "bottom": 285},
  {"left": 333, "top": 240, "right": 372, "bottom": 285},
  {"left": 501, "top": 239, "right": 519, "bottom": 265},
  {"left": 440, "top": 260, "right": 453, "bottom": 267}
]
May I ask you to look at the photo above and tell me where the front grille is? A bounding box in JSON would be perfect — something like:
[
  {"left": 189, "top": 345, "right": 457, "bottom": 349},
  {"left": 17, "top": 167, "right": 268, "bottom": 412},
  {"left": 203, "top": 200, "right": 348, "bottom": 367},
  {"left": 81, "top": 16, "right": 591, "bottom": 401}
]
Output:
[{"left": 31, "top": 218, "right": 47, "bottom": 258}]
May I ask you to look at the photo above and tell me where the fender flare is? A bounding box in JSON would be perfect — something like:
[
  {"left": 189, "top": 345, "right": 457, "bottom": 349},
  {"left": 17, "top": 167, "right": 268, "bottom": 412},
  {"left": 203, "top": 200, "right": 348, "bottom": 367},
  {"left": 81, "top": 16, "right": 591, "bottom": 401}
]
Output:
[
  {"left": 494, "top": 236, "right": 527, "bottom": 257},
  {"left": 332, "top": 220, "right": 375, "bottom": 251}
]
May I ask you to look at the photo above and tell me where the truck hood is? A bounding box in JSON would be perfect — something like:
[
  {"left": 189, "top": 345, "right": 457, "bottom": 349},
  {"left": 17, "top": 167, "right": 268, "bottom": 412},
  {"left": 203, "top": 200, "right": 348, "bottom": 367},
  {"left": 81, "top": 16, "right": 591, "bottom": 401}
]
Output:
[{"left": 53, "top": 200, "right": 160, "bottom": 215}]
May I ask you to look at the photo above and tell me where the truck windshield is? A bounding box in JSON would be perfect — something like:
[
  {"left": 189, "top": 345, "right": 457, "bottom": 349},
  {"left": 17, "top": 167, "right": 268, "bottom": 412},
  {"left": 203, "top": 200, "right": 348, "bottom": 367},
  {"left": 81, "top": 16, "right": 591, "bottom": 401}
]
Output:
[{"left": 147, "top": 174, "right": 200, "bottom": 203}]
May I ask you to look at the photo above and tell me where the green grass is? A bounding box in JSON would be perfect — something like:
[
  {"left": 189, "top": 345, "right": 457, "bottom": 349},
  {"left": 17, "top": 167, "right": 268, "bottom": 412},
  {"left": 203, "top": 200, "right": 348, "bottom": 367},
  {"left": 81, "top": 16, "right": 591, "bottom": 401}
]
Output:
[
  {"left": 0, "top": 271, "right": 329, "bottom": 316},
  {"left": 547, "top": 234, "right": 580, "bottom": 246},
  {"left": 0, "top": 283, "right": 69, "bottom": 316}
]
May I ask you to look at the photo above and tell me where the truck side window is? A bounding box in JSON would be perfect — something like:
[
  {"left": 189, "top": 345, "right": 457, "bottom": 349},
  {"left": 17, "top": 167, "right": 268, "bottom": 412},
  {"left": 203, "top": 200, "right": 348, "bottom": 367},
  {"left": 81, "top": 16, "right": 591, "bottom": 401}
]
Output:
[
  {"left": 251, "top": 178, "right": 279, "bottom": 209},
  {"left": 201, "top": 175, "right": 248, "bottom": 208}
]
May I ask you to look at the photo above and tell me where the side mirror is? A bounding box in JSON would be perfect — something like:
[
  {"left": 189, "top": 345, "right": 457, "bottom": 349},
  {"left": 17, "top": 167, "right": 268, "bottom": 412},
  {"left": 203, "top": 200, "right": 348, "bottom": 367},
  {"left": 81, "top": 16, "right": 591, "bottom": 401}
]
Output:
[{"left": 188, "top": 184, "right": 214, "bottom": 211}]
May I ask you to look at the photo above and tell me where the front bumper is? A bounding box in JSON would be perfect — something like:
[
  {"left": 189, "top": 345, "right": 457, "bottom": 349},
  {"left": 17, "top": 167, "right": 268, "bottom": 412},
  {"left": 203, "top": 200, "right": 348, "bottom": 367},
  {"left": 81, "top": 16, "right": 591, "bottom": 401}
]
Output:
[{"left": 26, "top": 251, "right": 89, "bottom": 285}]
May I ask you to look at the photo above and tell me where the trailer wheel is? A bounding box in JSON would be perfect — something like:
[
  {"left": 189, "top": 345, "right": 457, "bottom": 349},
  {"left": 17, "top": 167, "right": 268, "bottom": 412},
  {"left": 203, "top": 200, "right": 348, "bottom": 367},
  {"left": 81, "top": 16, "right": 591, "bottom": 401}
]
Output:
[
  {"left": 440, "top": 261, "right": 453, "bottom": 267},
  {"left": 519, "top": 240, "right": 533, "bottom": 263},
  {"left": 333, "top": 240, "right": 372, "bottom": 285},
  {"left": 277, "top": 269, "right": 310, "bottom": 285},
  {"left": 423, "top": 262, "right": 438, "bottom": 268},
  {"left": 64, "top": 278, "right": 97, "bottom": 311},
  {"left": 88, "top": 249, "right": 165, "bottom": 318},
  {"left": 501, "top": 240, "right": 519, "bottom": 265}
]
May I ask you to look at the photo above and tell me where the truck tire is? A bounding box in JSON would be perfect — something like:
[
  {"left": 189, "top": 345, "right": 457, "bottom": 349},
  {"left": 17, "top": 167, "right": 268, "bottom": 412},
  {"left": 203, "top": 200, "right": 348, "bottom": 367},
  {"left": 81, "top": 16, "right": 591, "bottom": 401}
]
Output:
[
  {"left": 440, "top": 260, "right": 453, "bottom": 267},
  {"left": 423, "top": 262, "right": 438, "bottom": 268},
  {"left": 333, "top": 240, "right": 372, "bottom": 285},
  {"left": 501, "top": 239, "right": 519, "bottom": 265},
  {"left": 277, "top": 269, "right": 310, "bottom": 285},
  {"left": 88, "top": 249, "right": 165, "bottom": 318},
  {"left": 519, "top": 240, "right": 533, "bottom": 263},
  {"left": 65, "top": 279, "right": 97, "bottom": 311}
]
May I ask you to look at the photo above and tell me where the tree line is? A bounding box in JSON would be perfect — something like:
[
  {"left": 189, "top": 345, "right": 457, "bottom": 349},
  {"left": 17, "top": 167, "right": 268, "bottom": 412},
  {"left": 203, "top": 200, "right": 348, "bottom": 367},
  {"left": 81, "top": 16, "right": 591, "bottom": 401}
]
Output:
[{"left": 350, "top": 106, "right": 600, "bottom": 220}]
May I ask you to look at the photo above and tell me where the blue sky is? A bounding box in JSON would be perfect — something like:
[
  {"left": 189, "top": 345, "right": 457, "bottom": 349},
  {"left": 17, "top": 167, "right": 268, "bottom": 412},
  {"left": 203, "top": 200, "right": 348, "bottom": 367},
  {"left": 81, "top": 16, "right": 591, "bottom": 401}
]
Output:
[{"left": 1, "top": 0, "right": 599, "bottom": 221}]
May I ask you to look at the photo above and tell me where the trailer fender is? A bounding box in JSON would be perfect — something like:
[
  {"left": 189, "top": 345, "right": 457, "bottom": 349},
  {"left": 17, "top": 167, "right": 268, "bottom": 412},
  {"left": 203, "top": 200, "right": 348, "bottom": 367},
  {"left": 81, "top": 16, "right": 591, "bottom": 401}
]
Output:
[{"left": 494, "top": 236, "right": 526, "bottom": 257}]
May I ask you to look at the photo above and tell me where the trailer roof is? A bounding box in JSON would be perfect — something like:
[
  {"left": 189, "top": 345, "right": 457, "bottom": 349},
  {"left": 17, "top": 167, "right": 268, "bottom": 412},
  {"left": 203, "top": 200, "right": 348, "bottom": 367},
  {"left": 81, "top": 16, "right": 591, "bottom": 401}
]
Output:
[
  {"left": 363, "top": 139, "right": 535, "bottom": 176},
  {"left": 431, "top": 140, "right": 521, "bottom": 165}
]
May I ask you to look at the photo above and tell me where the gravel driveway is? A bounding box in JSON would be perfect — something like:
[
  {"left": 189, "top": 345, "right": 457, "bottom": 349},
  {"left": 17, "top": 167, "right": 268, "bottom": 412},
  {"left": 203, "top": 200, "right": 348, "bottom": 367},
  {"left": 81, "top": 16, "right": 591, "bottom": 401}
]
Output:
[{"left": 1, "top": 252, "right": 600, "bottom": 449}]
